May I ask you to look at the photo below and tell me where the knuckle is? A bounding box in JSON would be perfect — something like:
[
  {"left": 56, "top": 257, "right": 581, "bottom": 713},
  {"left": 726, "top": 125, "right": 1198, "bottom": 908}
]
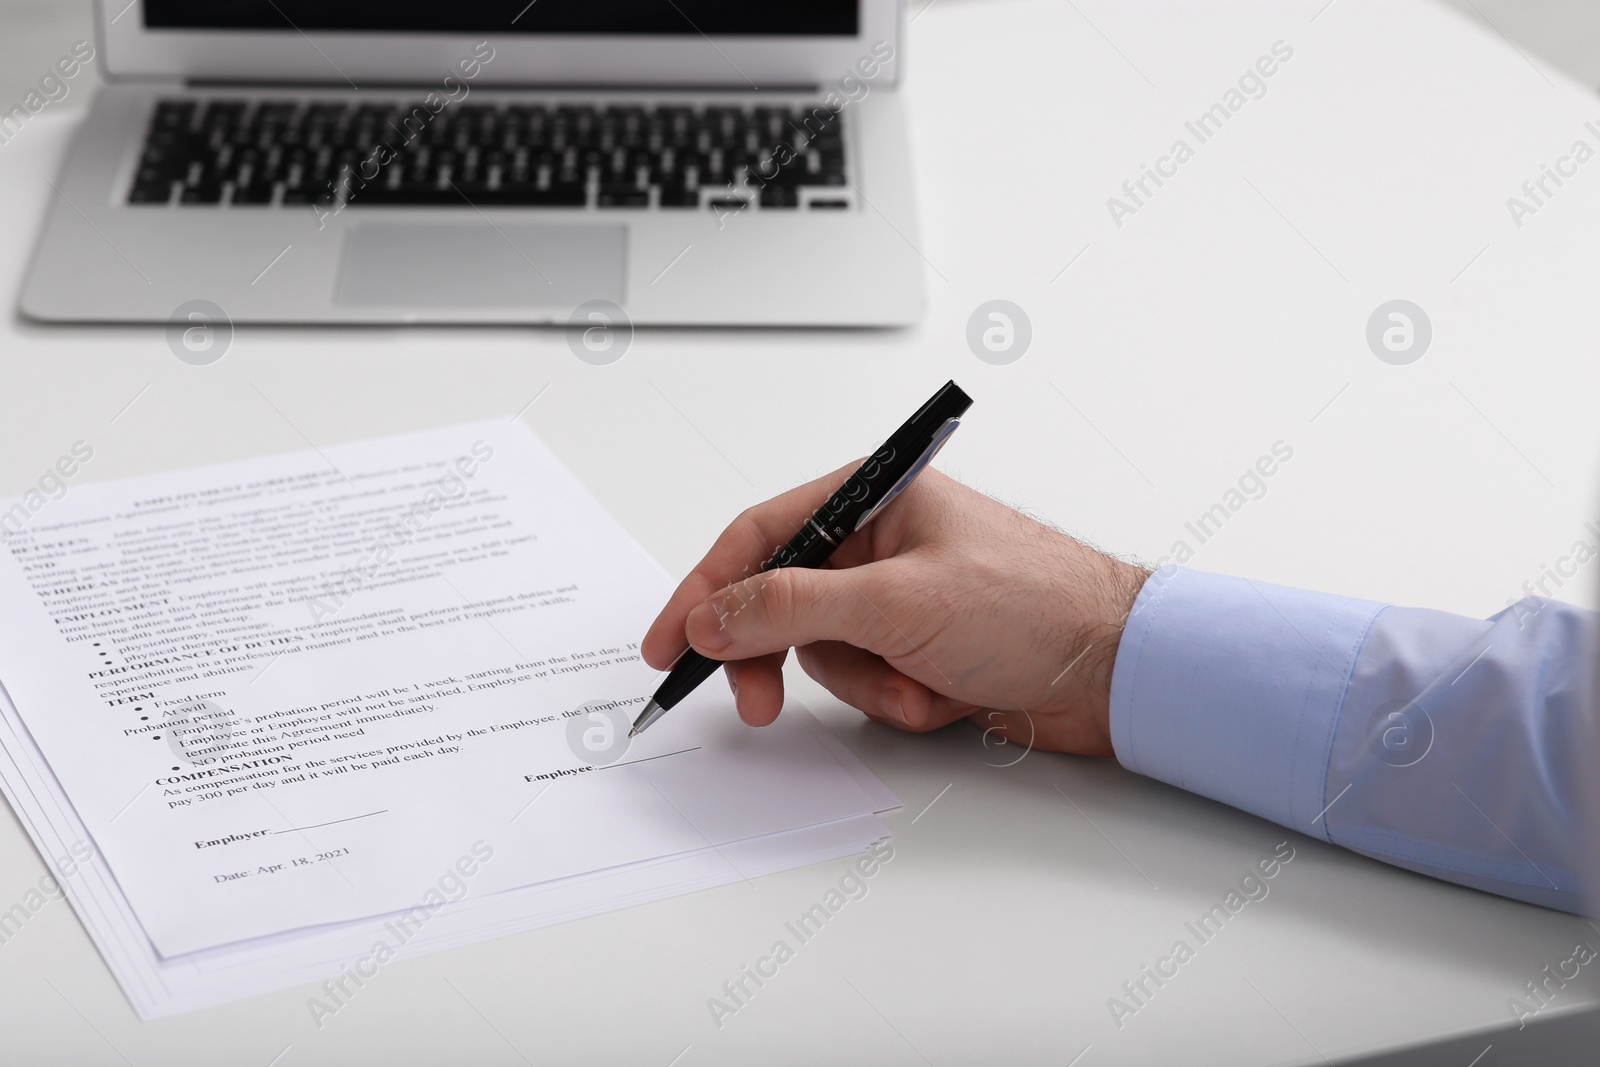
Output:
[
  {"left": 721, "top": 571, "right": 772, "bottom": 633},
  {"left": 730, "top": 507, "right": 763, "bottom": 543},
  {"left": 754, "top": 569, "right": 800, "bottom": 632},
  {"left": 720, "top": 512, "right": 769, "bottom": 575}
]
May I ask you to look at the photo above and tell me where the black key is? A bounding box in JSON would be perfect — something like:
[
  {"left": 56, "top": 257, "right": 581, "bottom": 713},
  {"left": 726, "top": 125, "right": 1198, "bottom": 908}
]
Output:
[
  {"left": 797, "top": 155, "right": 847, "bottom": 186},
  {"left": 199, "top": 101, "right": 247, "bottom": 126},
  {"left": 498, "top": 185, "right": 587, "bottom": 206},
  {"left": 352, "top": 182, "right": 590, "bottom": 207},
  {"left": 810, "top": 198, "right": 851, "bottom": 209},
  {"left": 658, "top": 186, "right": 699, "bottom": 208},
  {"left": 152, "top": 101, "right": 196, "bottom": 130},
  {"left": 304, "top": 162, "right": 336, "bottom": 189},
  {"left": 456, "top": 183, "right": 588, "bottom": 206},
  {"left": 757, "top": 164, "right": 803, "bottom": 187},
  {"left": 230, "top": 183, "right": 277, "bottom": 205},
  {"left": 180, "top": 182, "right": 224, "bottom": 204},
  {"left": 140, "top": 140, "right": 199, "bottom": 174},
  {"left": 135, "top": 163, "right": 179, "bottom": 186},
  {"left": 129, "top": 181, "right": 175, "bottom": 204},
  {"left": 351, "top": 185, "right": 457, "bottom": 205},
  {"left": 759, "top": 186, "right": 797, "bottom": 208},
  {"left": 306, "top": 102, "right": 348, "bottom": 125},
  {"left": 694, "top": 156, "right": 727, "bottom": 183},
  {"left": 598, "top": 185, "right": 648, "bottom": 208},
  {"left": 256, "top": 102, "right": 298, "bottom": 124},
  {"left": 444, "top": 181, "right": 495, "bottom": 203}
]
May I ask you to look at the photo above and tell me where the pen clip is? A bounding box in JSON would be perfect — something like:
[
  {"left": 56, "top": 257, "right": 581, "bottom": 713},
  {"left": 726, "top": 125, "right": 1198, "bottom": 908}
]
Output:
[{"left": 853, "top": 417, "right": 962, "bottom": 532}]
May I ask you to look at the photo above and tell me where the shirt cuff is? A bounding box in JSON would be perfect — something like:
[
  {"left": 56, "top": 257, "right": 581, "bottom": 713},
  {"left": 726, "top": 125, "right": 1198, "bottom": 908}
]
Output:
[{"left": 1109, "top": 568, "right": 1387, "bottom": 839}]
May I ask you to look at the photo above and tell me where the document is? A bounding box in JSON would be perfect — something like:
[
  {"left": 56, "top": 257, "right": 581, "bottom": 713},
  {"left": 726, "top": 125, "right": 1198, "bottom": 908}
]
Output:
[{"left": 0, "top": 421, "right": 887, "bottom": 958}]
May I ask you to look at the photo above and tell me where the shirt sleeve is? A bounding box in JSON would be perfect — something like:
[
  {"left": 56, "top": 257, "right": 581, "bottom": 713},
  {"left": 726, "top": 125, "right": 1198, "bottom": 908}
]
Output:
[{"left": 1108, "top": 567, "right": 1598, "bottom": 914}]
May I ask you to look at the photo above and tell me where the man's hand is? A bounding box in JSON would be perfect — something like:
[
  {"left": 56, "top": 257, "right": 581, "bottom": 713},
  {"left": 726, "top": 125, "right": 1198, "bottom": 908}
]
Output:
[{"left": 641, "top": 465, "right": 1150, "bottom": 756}]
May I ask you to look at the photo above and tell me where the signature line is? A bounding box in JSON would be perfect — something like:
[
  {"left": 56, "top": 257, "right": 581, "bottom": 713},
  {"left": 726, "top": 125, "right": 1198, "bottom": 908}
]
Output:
[
  {"left": 273, "top": 810, "right": 388, "bottom": 834},
  {"left": 595, "top": 746, "right": 702, "bottom": 770}
]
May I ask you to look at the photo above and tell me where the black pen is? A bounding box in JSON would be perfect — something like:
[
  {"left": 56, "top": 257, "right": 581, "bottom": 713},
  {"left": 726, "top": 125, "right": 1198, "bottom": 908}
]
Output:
[{"left": 629, "top": 380, "right": 975, "bottom": 737}]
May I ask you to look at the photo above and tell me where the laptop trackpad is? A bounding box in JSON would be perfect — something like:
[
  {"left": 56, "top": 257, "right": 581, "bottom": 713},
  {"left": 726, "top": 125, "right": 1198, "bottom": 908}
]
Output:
[{"left": 335, "top": 222, "right": 626, "bottom": 308}]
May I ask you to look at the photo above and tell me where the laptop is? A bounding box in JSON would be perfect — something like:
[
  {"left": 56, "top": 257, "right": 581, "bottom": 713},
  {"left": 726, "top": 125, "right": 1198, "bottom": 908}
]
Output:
[{"left": 21, "top": 1, "right": 923, "bottom": 327}]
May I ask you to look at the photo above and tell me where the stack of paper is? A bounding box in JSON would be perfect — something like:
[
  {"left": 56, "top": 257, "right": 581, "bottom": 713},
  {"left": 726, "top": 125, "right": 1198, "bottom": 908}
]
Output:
[{"left": 0, "top": 422, "right": 896, "bottom": 1017}]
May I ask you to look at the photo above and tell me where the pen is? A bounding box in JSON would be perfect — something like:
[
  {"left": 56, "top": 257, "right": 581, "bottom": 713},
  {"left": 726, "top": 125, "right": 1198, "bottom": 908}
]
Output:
[{"left": 629, "top": 380, "right": 975, "bottom": 737}]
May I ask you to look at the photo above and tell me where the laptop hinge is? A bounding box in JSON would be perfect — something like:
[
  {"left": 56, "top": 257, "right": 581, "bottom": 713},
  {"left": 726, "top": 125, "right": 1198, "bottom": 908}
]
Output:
[{"left": 179, "top": 79, "right": 826, "bottom": 94}]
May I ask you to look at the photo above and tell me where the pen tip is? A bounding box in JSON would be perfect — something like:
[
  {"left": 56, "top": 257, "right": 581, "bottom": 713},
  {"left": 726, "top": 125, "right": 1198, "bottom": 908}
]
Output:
[{"left": 629, "top": 698, "right": 665, "bottom": 738}]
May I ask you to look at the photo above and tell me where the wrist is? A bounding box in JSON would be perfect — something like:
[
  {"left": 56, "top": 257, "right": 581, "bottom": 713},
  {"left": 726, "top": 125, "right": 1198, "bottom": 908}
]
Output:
[
  {"left": 1040, "top": 549, "right": 1149, "bottom": 756},
  {"left": 1084, "top": 561, "right": 1152, "bottom": 752}
]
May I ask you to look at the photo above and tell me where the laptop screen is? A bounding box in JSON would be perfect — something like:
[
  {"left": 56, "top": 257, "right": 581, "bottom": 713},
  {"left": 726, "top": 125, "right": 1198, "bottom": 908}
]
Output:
[{"left": 143, "top": 2, "right": 860, "bottom": 36}]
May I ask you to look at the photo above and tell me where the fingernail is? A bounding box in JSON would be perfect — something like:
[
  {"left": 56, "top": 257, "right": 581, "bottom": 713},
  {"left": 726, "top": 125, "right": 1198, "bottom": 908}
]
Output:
[{"left": 881, "top": 689, "right": 905, "bottom": 724}]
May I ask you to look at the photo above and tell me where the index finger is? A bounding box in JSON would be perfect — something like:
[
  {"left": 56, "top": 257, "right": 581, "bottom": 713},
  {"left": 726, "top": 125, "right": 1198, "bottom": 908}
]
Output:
[{"left": 640, "top": 460, "right": 859, "bottom": 670}]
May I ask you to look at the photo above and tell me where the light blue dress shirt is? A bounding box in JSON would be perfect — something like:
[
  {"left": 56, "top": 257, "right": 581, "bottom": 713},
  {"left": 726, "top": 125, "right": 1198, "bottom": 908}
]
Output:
[{"left": 1109, "top": 567, "right": 1597, "bottom": 914}]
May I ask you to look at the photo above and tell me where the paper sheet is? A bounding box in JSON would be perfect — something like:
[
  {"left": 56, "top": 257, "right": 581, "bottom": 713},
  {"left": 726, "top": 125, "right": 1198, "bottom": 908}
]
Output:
[{"left": 0, "top": 421, "right": 892, "bottom": 962}]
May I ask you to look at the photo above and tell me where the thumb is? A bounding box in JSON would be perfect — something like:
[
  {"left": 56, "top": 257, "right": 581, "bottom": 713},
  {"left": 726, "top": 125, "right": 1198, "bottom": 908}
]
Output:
[{"left": 683, "top": 565, "right": 894, "bottom": 661}]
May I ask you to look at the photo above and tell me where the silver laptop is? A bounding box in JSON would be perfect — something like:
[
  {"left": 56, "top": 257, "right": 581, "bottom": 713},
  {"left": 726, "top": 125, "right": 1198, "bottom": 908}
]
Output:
[{"left": 21, "top": 1, "right": 923, "bottom": 327}]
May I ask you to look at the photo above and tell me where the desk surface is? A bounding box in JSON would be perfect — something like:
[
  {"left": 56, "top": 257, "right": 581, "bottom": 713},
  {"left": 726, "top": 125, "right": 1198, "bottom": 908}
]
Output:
[{"left": 2, "top": 1, "right": 1598, "bottom": 1064}]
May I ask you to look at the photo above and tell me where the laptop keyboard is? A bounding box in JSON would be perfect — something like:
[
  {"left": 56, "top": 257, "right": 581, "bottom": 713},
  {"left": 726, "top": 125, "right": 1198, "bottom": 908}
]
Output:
[{"left": 128, "top": 98, "right": 851, "bottom": 211}]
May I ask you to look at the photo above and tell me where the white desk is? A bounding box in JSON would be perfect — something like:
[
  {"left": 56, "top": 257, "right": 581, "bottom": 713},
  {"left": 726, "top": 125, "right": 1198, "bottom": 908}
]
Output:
[{"left": 1, "top": 1, "right": 1598, "bottom": 1063}]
